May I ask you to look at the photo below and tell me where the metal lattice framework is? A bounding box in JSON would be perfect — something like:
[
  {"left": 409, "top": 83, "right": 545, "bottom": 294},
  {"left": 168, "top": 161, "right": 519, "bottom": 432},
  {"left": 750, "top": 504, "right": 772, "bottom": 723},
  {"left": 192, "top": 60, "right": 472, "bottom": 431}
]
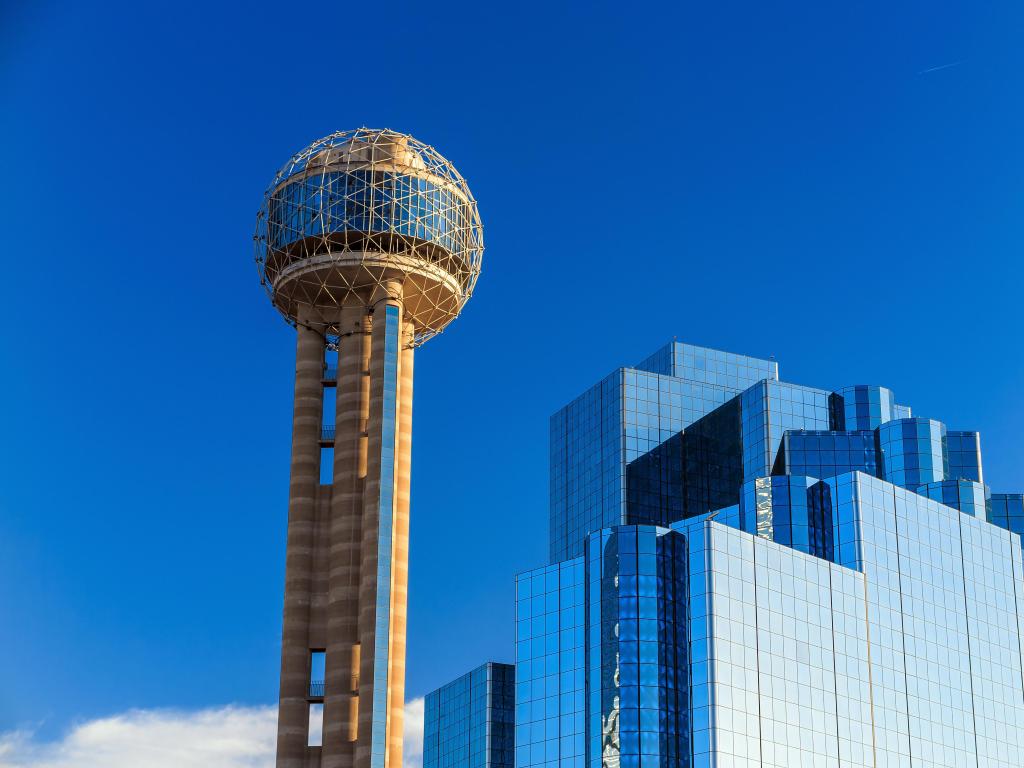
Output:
[{"left": 255, "top": 128, "right": 484, "bottom": 344}]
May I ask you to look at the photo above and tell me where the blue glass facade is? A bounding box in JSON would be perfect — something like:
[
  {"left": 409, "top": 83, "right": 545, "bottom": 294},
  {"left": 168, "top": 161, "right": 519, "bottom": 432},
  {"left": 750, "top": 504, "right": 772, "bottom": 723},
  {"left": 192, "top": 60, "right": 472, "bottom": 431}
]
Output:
[
  {"left": 677, "top": 398, "right": 742, "bottom": 521},
  {"left": 586, "top": 527, "right": 689, "bottom": 768},
  {"left": 635, "top": 342, "right": 778, "bottom": 388},
  {"left": 737, "top": 475, "right": 834, "bottom": 559},
  {"left": 551, "top": 342, "right": 991, "bottom": 563},
  {"left": 515, "top": 526, "right": 691, "bottom": 768},
  {"left": 783, "top": 423, "right": 986, "bottom": 497},
  {"left": 830, "top": 385, "right": 904, "bottom": 430},
  {"left": 514, "top": 560, "right": 586, "bottom": 768},
  {"left": 990, "top": 493, "right": 1024, "bottom": 536},
  {"left": 515, "top": 475, "right": 1024, "bottom": 768},
  {"left": 739, "top": 380, "right": 831, "bottom": 478},
  {"left": 917, "top": 479, "right": 990, "bottom": 520},
  {"left": 947, "top": 430, "right": 984, "bottom": 483},
  {"left": 678, "top": 517, "right": 875, "bottom": 768},
  {"left": 550, "top": 372, "right": 624, "bottom": 565},
  {"left": 876, "top": 417, "right": 949, "bottom": 489},
  {"left": 550, "top": 349, "right": 778, "bottom": 562},
  {"left": 781, "top": 430, "right": 878, "bottom": 479},
  {"left": 829, "top": 473, "right": 1024, "bottom": 768},
  {"left": 424, "top": 662, "right": 515, "bottom": 768},
  {"left": 441, "top": 339, "right": 1024, "bottom": 768}
]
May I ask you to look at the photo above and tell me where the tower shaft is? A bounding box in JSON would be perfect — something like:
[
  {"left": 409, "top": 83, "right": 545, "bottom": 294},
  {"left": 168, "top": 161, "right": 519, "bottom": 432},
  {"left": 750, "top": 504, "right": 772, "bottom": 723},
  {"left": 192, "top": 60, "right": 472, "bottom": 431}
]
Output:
[
  {"left": 277, "top": 314, "right": 325, "bottom": 766},
  {"left": 277, "top": 289, "right": 414, "bottom": 768}
]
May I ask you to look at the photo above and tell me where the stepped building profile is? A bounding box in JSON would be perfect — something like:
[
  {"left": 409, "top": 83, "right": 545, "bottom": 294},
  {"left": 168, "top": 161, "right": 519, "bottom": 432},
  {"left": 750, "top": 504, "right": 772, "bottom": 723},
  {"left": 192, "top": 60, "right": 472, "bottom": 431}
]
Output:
[{"left": 427, "top": 341, "right": 1024, "bottom": 768}]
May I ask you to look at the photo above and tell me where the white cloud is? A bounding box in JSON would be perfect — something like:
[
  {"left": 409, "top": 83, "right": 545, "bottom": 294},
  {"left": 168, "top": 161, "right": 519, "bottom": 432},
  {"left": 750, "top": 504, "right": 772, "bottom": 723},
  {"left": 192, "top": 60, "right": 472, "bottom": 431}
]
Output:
[
  {"left": 0, "top": 705, "right": 277, "bottom": 768},
  {"left": 0, "top": 699, "right": 426, "bottom": 768},
  {"left": 403, "top": 697, "right": 425, "bottom": 768}
]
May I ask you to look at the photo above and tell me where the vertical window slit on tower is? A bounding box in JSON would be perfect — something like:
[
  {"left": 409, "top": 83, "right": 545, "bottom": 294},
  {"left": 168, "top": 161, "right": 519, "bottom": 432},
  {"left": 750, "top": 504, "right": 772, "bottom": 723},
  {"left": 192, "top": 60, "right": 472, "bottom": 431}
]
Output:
[
  {"left": 324, "top": 346, "right": 338, "bottom": 382},
  {"left": 309, "top": 650, "right": 326, "bottom": 698},
  {"left": 320, "top": 448, "right": 334, "bottom": 484},
  {"left": 322, "top": 386, "right": 337, "bottom": 435},
  {"left": 308, "top": 703, "right": 324, "bottom": 747}
]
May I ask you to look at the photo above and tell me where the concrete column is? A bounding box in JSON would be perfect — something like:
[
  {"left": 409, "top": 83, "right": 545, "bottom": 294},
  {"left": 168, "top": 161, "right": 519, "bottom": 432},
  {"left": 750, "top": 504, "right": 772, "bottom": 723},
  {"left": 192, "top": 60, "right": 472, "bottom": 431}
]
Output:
[
  {"left": 277, "top": 312, "right": 325, "bottom": 768},
  {"left": 322, "top": 306, "right": 371, "bottom": 768},
  {"left": 356, "top": 282, "right": 405, "bottom": 768},
  {"left": 386, "top": 320, "right": 415, "bottom": 768}
]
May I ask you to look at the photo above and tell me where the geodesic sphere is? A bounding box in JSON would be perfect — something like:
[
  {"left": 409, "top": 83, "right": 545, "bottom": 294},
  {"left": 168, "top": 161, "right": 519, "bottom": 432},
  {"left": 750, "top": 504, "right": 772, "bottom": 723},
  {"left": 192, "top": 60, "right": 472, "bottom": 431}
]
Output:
[{"left": 255, "top": 128, "right": 483, "bottom": 343}]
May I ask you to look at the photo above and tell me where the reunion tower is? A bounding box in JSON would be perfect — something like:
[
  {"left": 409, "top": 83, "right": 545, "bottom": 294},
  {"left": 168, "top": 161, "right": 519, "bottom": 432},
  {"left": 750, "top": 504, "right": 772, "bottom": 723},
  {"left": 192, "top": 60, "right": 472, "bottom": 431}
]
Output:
[{"left": 254, "top": 129, "right": 484, "bottom": 768}]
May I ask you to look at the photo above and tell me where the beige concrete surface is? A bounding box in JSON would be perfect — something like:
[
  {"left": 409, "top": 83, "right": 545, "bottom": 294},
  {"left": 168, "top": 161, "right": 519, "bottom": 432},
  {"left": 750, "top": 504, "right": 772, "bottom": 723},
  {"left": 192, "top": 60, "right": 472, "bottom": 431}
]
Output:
[
  {"left": 276, "top": 315, "right": 326, "bottom": 768},
  {"left": 278, "top": 287, "right": 414, "bottom": 768}
]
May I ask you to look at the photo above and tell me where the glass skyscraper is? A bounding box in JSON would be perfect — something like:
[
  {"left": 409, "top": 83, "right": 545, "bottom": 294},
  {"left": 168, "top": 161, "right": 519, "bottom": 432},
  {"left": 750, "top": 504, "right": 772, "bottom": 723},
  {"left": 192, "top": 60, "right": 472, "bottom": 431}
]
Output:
[
  {"left": 429, "top": 339, "right": 1024, "bottom": 768},
  {"left": 424, "top": 662, "right": 515, "bottom": 768}
]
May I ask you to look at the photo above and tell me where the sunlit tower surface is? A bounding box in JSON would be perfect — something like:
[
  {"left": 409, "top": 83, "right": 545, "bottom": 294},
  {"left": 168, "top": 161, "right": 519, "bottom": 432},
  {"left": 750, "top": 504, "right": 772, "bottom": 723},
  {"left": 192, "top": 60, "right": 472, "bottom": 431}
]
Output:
[{"left": 255, "top": 128, "right": 483, "bottom": 768}]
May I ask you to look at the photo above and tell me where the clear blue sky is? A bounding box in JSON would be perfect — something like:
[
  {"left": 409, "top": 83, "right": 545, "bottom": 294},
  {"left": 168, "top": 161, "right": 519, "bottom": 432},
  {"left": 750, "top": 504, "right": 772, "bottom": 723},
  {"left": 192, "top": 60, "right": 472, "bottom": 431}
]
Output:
[{"left": 2, "top": 0, "right": 1023, "bottom": 739}]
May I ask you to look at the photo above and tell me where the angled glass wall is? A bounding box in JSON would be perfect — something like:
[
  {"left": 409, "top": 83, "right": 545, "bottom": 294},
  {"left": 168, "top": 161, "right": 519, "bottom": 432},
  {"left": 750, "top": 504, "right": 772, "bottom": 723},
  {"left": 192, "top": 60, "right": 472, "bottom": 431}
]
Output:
[
  {"left": 514, "top": 474, "right": 1024, "bottom": 768},
  {"left": 737, "top": 475, "right": 834, "bottom": 559},
  {"left": 620, "top": 370, "right": 746, "bottom": 530},
  {"left": 946, "top": 430, "right": 984, "bottom": 483},
  {"left": 514, "top": 560, "right": 585, "bottom": 768},
  {"left": 635, "top": 342, "right": 778, "bottom": 389},
  {"left": 830, "top": 472, "right": 1024, "bottom": 768},
  {"left": 830, "top": 385, "right": 900, "bottom": 430},
  {"left": 673, "top": 519, "right": 874, "bottom": 768},
  {"left": 989, "top": 493, "right": 1024, "bottom": 536},
  {"left": 917, "top": 479, "right": 989, "bottom": 520},
  {"left": 551, "top": 342, "right": 778, "bottom": 563},
  {"left": 677, "top": 398, "right": 743, "bottom": 519},
  {"left": 695, "top": 475, "right": 1024, "bottom": 768},
  {"left": 876, "top": 417, "right": 949, "bottom": 489},
  {"left": 586, "top": 526, "right": 688, "bottom": 768},
  {"left": 780, "top": 430, "right": 878, "bottom": 480},
  {"left": 425, "top": 662, "right": 515, "bottom": 768},
  {"left": 740, "top": 380, "right": 831, "bottom": 479},
  {"left": 535, "top": 340, "right": 1024, "bottom": 768},
  {"left": 550, "top": 372, "right": 624, "bottom": 565}
]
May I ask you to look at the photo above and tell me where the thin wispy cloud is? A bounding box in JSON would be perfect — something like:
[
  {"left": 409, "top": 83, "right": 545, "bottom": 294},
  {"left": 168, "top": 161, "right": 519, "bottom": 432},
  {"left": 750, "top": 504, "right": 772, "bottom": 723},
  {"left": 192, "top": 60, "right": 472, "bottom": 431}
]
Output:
[
  {"left": 0, "top": 699, "right": 426, "bottom": 768},
  {"left": 918, "top": 60, "right": 964, "bottom": 75}
]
